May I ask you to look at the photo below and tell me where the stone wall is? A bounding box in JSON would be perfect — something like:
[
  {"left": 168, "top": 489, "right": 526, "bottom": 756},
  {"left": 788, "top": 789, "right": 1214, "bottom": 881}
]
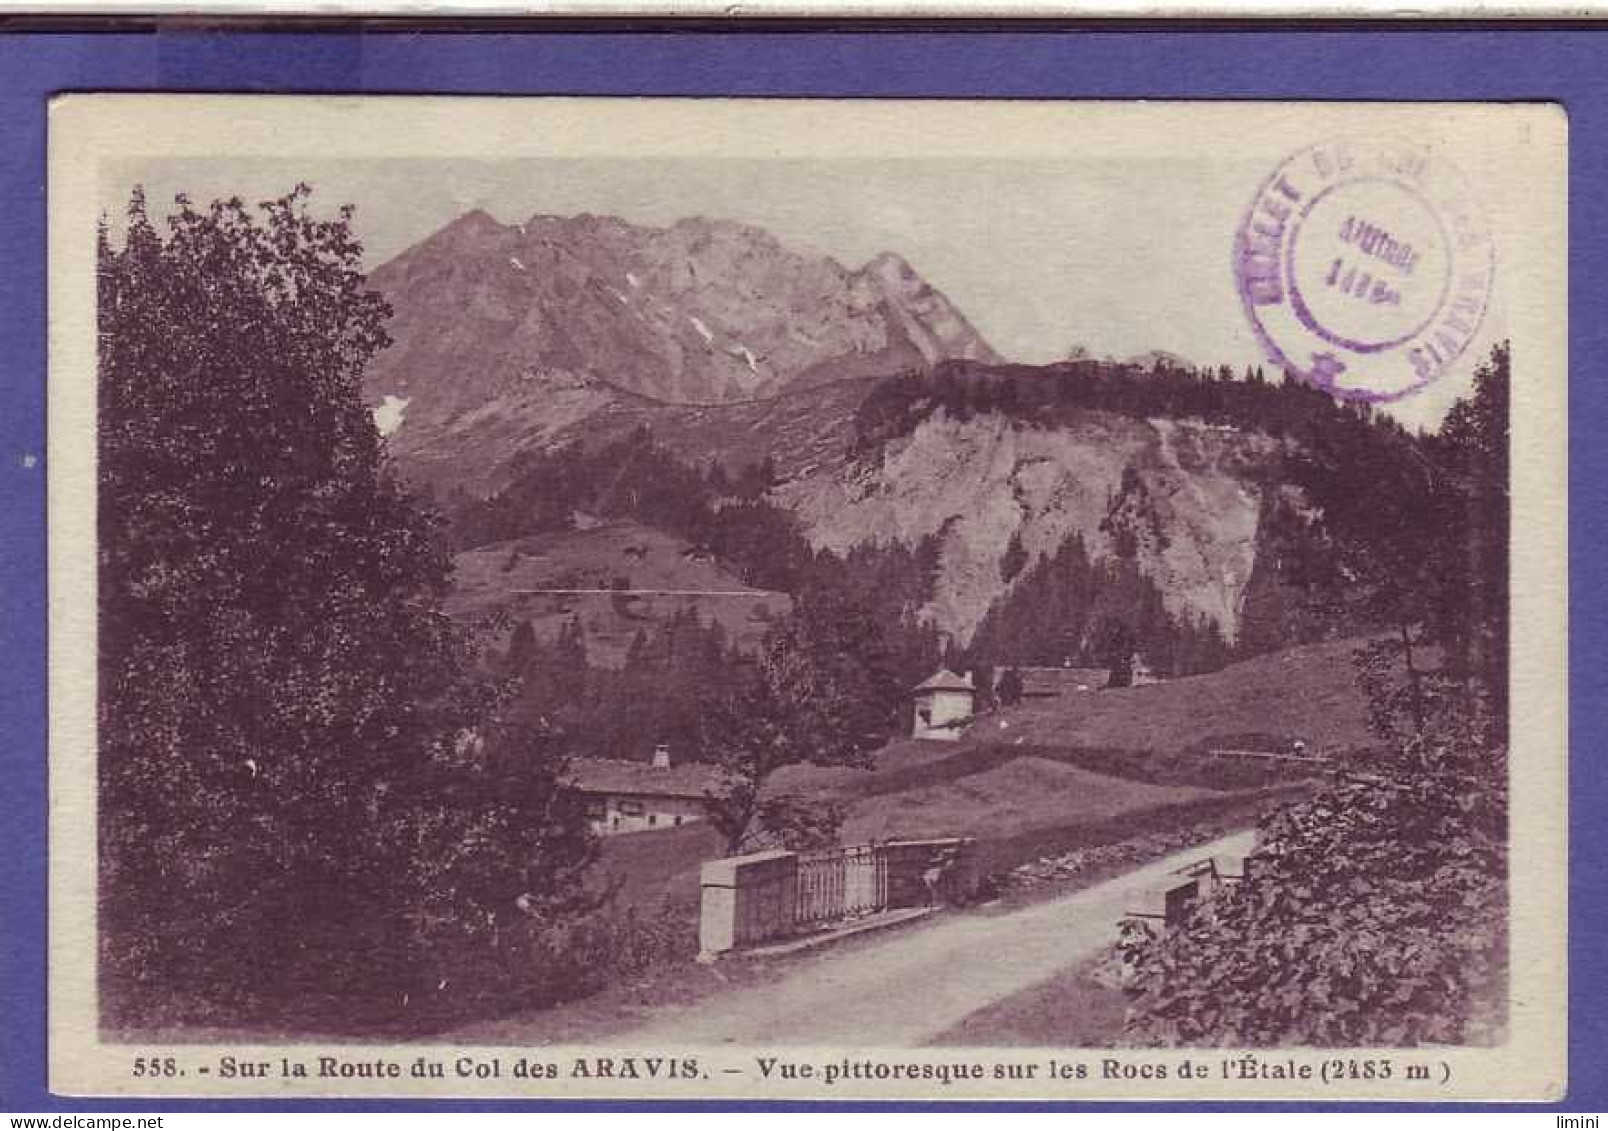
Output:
[{"left": 697, "top": 849, "right": 797, "bottom": 957}]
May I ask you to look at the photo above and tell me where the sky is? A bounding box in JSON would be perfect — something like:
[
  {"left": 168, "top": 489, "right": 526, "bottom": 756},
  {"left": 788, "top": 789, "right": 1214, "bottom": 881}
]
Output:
[{"left": 110, "top": 152, "right": 1503, "bottom": 430}]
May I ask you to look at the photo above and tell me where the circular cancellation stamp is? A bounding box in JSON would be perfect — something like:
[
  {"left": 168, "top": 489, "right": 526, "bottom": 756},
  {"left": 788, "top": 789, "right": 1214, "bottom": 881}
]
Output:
[{"left": 1235, "top": 138, "right": 1495, "bottom": 403}]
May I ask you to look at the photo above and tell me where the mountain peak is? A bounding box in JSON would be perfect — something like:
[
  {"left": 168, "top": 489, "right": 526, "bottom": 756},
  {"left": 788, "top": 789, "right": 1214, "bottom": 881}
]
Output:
[
  {"left": 855, "top": 251, "right": 1003, "bottom": 368},
  {"left": 448, "top": 208, "right": 505, "bottom": 235},
  {"left": 418, "top": 209, "right": 510, "bottom": 254},
  {"left": 863, "top": 250, "right": 914, "bottom": 278},
  {"left": 365, "top": 209, "right": 1003, "bottom": 467}
]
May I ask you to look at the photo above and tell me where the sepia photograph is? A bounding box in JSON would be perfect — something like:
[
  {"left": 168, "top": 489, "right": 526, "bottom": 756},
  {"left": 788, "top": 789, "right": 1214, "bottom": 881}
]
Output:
[{"left": 45, "top": 96, "right": 1567, "bottom": 1101}]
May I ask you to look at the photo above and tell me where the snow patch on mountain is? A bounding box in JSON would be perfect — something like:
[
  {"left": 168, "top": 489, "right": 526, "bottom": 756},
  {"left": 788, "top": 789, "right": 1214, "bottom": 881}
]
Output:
[{"left": 373, "top": 394, "right": 411, "bottom": 438}]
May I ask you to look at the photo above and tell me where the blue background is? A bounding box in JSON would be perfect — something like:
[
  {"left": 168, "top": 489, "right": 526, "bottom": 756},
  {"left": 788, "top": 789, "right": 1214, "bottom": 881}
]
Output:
[{"left": 0, "top": 25, "right": 1601, "bottom": 1114}]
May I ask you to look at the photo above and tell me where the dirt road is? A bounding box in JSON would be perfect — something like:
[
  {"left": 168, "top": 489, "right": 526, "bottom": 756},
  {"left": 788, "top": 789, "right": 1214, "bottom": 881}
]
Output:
[{"left": 616, "top": 829, "right": 1256, "bottom": 1047}]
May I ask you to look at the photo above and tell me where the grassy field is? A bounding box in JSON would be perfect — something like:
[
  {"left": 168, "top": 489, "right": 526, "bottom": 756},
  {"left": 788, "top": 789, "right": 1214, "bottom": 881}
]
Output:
[
  {"left": 838, "top": 757, "right": 1212, "bottom": 844},
  {"left": 974, "top": 782, "right": 1307, "bottom": 879},
  {"left": 589, "top": 820, "right": 724, "bottom": 912},
  {"left": 980, "top": 637, "right": 1382, "bottom": 756},
  {"left": 781, "top": 639, "right": 1378, "bottom": 805},
  {"left": 448, "top": 519, "right": 790, "bottom": 667},
  {"left": 766, "top": 738, "right": 1003, "bottom": 796}
]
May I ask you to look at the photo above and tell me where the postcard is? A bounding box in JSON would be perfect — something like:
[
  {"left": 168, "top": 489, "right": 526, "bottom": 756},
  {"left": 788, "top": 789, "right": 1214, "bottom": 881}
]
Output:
[{"left": 47, "top": 94, "right": 1567, "bottom": 1100}]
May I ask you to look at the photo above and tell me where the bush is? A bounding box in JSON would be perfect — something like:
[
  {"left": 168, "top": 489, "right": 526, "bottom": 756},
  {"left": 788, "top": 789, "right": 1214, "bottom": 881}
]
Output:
[
  {"left": 1120, "top": 715, "right": 1506, "bottom": 1046},
  {"left": 376, "top": 902, "right": 695, "bottom": 1033}
]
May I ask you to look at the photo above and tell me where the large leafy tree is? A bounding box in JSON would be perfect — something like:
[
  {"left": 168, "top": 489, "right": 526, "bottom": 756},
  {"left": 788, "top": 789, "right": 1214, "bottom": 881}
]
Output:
[
  {"left": 97, "top": 187, "right": 591, "bottom": 1019},
  {"left": 699, "top": 585, "right": 897, "bottom": 853}
]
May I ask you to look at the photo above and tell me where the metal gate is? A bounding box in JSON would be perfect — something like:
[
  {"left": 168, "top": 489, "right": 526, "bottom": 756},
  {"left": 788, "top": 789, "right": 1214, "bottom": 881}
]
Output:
[{"left": 795, "top": 844, "right": 888, "bottom": 927}]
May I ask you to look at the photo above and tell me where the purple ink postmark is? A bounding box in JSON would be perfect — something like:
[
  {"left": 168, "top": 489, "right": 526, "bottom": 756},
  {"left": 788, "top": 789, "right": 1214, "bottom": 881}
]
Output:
[{"left": 1235, "top": 138, "right": 1495, "bottom": 403}]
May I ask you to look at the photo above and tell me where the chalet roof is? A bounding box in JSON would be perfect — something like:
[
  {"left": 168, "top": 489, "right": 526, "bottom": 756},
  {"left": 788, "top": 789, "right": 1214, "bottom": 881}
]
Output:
[
  {"left": 912, "top": 668, "right": 976, "bottom": 694},
  {"left": 565, "top": 757, "right": 725, "bottom": 800}
]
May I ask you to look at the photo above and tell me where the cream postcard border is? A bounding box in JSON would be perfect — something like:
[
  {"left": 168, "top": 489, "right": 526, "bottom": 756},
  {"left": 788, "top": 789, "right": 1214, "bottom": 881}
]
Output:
[{"left": 47, "top": 95, "right": 1569, "bottom": 1101}]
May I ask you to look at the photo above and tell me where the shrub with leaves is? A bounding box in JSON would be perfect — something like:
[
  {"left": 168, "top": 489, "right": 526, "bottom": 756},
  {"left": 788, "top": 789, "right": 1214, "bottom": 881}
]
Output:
[{"left": 1121, "top": 712, "right": 1506, "bottom": 1046}]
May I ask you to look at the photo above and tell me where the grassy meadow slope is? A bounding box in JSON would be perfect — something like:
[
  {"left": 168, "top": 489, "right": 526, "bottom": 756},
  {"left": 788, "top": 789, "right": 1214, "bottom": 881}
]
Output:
[
  {"left": 837, "top": 758, "right": 1212, "bottom": 844},
  {"left": 447, "top": 519, "right": 790, "bottom": 667},
  {"left": 977, "top": 636, "right": 1380, "bottom": 756}
]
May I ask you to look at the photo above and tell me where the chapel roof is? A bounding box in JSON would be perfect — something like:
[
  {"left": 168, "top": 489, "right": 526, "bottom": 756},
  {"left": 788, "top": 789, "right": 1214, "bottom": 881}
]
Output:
[{"left": 912, "top": 668, "right": 976, "bottom": 694}]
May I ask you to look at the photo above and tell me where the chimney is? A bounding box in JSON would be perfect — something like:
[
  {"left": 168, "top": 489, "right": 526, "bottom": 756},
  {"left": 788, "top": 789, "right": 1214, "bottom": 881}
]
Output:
[{"left": 652, "top": 743, "right": 672, "bottom": 770}]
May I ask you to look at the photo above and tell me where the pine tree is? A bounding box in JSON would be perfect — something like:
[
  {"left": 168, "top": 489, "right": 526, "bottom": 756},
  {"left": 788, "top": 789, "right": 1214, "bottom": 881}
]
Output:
[
  {"left": 997, "top": 667, "right": 1025, "bottom": 706},
  {"left": 507, "top": 620, "right": 537, "bottom": 674},
  {"left": 999, "top": 529, "right": 1029, "bottom": 584}
]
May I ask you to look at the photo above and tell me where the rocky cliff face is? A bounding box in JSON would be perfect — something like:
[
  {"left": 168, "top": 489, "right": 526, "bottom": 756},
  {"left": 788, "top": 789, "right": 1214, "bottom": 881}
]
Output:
[
  {"left": 363, "top": 210, "right": 999, "bottom": 481},
  {"left": 777, "top": 409, "right": 1281, "bottom": 646}
]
